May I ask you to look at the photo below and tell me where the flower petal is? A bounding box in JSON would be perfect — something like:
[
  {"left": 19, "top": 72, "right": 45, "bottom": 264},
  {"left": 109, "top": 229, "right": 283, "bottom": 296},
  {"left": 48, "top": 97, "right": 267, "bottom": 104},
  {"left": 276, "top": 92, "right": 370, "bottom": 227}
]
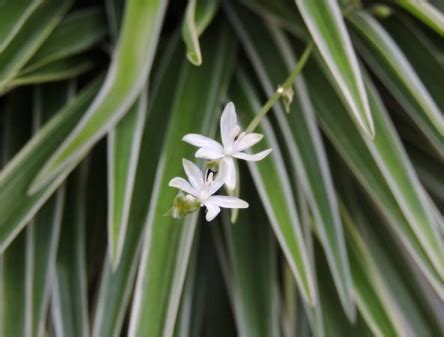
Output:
[
  {"left": 234, "top": 133, "right": 263, "bottom": 152},
  {"left": 207, "top": 158, "right": 230, "bottom": 195},
  {"left": 233, "top": 149, "right": 272, "bottom": 161},
  {"left": 168, "top": 177, "right": 197, "bottom": 196},
  {"left": 204, "top": 201, "right": 221, "bottom": 221},
  {"left": 220, "top": 102, "right": 238, "bottom": 147},
  {"left": 208, "top": 195, "right": 249, "bottom": 209},
  {"left": 221, "top": 157, "right": 236, "bottom": 191},
  {"left": 195, "top": 148, "right": 224, "bottom": 160},
  {"left": 182, "top": 133, "right": 223, "bottom": 151},
  {"left": 182, "top": 159, "right": 203, "bottom": 190}
]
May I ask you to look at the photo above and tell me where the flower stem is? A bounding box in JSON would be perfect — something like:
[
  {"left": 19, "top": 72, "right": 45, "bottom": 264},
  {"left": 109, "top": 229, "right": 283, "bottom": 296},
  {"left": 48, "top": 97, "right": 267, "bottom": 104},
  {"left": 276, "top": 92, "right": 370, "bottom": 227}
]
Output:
[{"left": 245, "top": 41, "right": 314, "bottom": 133}]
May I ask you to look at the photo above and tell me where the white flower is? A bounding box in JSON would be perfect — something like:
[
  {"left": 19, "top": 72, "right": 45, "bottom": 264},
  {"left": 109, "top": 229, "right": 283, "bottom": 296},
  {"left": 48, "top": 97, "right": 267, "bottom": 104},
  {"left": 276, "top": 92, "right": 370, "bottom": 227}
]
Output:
[
  {"left": 182, "top": 102, "right": 272, "bottom": 190},
  {"left": 169, "top": 159, "right": 249, "bottom": 221}
]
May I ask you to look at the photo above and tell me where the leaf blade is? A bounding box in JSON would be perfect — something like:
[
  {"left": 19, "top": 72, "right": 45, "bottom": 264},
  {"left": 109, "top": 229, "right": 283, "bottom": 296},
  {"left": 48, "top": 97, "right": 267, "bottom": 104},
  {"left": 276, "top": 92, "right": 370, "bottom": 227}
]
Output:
[{"left": 292, "top": 0, "right": 374, "bottom": 137}]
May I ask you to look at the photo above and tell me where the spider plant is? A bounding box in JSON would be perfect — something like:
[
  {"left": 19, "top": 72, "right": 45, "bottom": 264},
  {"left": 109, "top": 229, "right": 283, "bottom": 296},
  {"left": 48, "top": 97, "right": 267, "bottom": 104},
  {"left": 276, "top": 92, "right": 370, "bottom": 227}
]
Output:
[{"left": 0, "top": 0, "right": 443, "bottom": 336}]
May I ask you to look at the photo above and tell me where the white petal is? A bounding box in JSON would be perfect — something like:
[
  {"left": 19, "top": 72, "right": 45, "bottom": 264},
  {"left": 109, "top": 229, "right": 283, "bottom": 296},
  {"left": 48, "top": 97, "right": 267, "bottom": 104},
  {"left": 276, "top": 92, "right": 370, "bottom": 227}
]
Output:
[
  {"left": 208, "top": 195, "right": 249, "bottom": 209},
  {"left": 204, "top": 202, "right": 221, "bottom": 221},
  {"left": 195, "top": 148, "right": 224, "bottom": 160},
  {"left": 233, "top": 148, "right": 272, "bottom": 161},
  {"left": 182, "top": 133, "right": 223, "bottom": 151},
  {"left": 220, "top": 102, "right": 238, "bottom": 146},
  {"left": 222, "top": 157, "right": 236, "bottom": 191},
  {"left": 234, "top": 133, "right": 263, "bottom": 152},
  {"left": 182, "top": 159, "right": 203, "bottom": 190},
  {"left": 168, "top": 177, "right": 197, "bottom": 196},
  {"left": 207, "top": 158, "right": 229, "bottom": 195}
]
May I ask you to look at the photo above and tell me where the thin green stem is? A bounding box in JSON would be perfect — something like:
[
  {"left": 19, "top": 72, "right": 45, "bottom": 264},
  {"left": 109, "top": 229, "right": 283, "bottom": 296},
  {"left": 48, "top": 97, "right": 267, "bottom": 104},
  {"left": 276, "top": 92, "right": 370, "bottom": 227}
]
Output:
[{"left": 245, "top": 41, "right": 314, "bottom": 133}]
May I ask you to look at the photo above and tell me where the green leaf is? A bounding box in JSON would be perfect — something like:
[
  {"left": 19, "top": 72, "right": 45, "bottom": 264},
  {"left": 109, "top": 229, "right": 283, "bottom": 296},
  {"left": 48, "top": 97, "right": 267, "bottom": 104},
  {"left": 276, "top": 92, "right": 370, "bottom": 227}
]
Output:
[
  {"left": 229, "top": 71, "right": 315, "bottom": 306},
  {"left": 341, "top": 206, "right": 404, "bottom": 337},
  {"left": 107, "top": 89, "right": 147, "bottom": 268},
  {"left": 302, "top": 57, "right": 444, "bottom": 297},
  {"left": 0, "top": 0, "right": 41, "bottom": 53},
  {"left": 222, "top": 193, "right": 279, "bottom": 337},
  {"left": 0, "top": 0, "right": 73, "bottom": 92},
  {"left": 91, "top": 36, "right": 183, "bottom": 337},
  {"left": 20, "top": 8, "right": 107, "bottom": 75},
  {"left": 51, "top": 162, "right": 89, "bottom": 337},
  {"left": 0, "top": 78, "right": 101, "bottom": 252},
  {"left": 27, "top": 84, "right": 68, "bottom": 337},
  {"left": 127, "top": 26, "right": 237, "bottom": 337},
  {"left": 5, "top": 56, "right": 94, "bottom": 90},
  {"left": 225, "top": 3, "right": 352, "bottom": 317},
  {"left": 106, "top": 0, "right": 125, "bottom": 40},
  {"left": 292, "top": 0, "right": 374, "bottom": 137},
  {"left": 393, "top": 0, "right": 444, "bottom": 36},
  {"left": 408, "top": 146, "right": 444, "bottom": 203},
  {"left": 347, "top": 11, "right": 444, "bottom": 157},
  {"left": 383, "top": 16, "right": 444, "bottom": 114},
  {"left": 344, "top": 187, "right": 444, "bottom": 336},
  {"left": 182, "top": 0, "right": 219, "bottom": 65},
  {"left": 0, "top": 93, "right": 33, "bottom": 337},
  {"left": 29, "top": 0, "right": 169, "bottom": 194}
]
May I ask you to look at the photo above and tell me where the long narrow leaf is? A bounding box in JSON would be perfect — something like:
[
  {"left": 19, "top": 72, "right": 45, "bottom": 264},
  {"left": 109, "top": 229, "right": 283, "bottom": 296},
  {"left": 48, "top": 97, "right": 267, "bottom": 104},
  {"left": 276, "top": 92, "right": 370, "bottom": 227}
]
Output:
[
  {"left": 92, "top": 36, "right": 183, "bottom": 337},
  {"left": 0, "top": 0, "right": 73, "bottom": 92},
  {"left": 230, "top": 71, "right": 315, "bottom": 305},
  {"left": 394, "top": 0, "right": 444, "bottom": 36},
  {"left": 51, "top": 162, "right": 89, "bottom": 337},
  {"left": 302, "top": 56, "right": 444, "bottom": 297},
  {"left": 0, "top": 0, "right": 41, "bottom": 53},
  {"left": 292, "top": 0, "right": 374, "bottom": 137},
  {"left": 348, "top": 11, "right": 444, "bottom": 157},
  {"left": 26, "top": 84, "right": 69, "bottom": 337},
  {"left": 5, "top": 56, "right": 94, "bottom": 91},
  {"left": 182, "top": 0, "right": 219, "bottom": 65},
  {"left": 225, "top": 3, "right": 353, "bottom": 316},
  {"left": 30, "top": 0, "right": 168, "bottom": 193},
  {"left": 128, "top": 26, "right": 237, "bottom": 337},
  {"left": 223, "top": 193, "right": 279, "bottom": 337},
  {"left": 107, "top": 89, "right": 147, "bottom": 268},
  {"left": 0, "top": 78, "right": 101, "bottom": 252},
  {"left": 341, "top": 207, "right": 405, "bottom": 337},
  {"left": 0, "top": 94, "right": 33, "bottom": 337},
  {"left": 20, "top": 8, "right": 107, "bottom": 74}
]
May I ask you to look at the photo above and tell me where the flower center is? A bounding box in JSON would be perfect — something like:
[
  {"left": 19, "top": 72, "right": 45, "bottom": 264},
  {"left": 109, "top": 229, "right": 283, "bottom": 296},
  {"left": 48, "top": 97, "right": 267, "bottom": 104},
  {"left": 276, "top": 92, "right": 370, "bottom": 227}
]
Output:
[{"left": 224, "top": 144, "right": 233, "bottom": 156}]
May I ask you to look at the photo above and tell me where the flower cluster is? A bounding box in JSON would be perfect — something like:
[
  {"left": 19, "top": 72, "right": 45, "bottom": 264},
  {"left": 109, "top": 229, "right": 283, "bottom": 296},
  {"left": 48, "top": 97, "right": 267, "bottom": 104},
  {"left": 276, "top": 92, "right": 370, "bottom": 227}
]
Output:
[{"left": 168, "top": 102, "right": 272, "bottom": 221}]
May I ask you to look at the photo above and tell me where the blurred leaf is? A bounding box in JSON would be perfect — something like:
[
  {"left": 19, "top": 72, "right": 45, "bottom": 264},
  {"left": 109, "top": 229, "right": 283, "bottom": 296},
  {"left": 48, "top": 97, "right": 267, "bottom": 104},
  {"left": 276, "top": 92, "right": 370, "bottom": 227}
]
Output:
[
  {"left": 30, "top": 0, "right": 169, "bottom": 194},
  {"left": 0, "top": 78, "right": 101, "bottom": 252},
  {"left": 394, "top": 0, "right": 444, "bottom": 36},
  {"left": 0, "top": 0, "right": 73, "bottom": 92},
  {"left": 0, "top": 0, "right": 41, "bottom": 53},
  {"left": 127, "top": 26, "right": 237, "bottom": 337},
  {"left": 302, "top": 56, "right": 444, "bottom": 297},
  {"left": 222, "top": 192, "right": 279, "bottom": 337},
  {"left": 384, "top": 16, "right": 444, "bottom": 114},
  {"left": 51, "top": 162, "right": 89, "bottom": 337},
  {"left": 107, "top": 89, "right": 147, "bottom": 268},
  {"left": 339, "top": 180, "right": 443, "bottom": 335},
  {"left": 106, "top": 0, "right": 125, "bottom": 40},
  {"left": 225, "top": 3, "right": 353, "bottom": 316},
  {"left": 5, "top": 55, "right": 94, "bottom": 90},
  {"left": 92, "top": 36, "right": 182, "bottom": 337},
  {"left": 182, "top": 0, "right": 219, "bottom": 65},
  {"left": 0, "top": 92, "right": 32, "bottom": 337},
  {"left": 341, "top": 207, "right": 404, "bottom": 337},
  {"left": 408, "top": 146, "right": 444, "bottom": 203},
  {"left": 27, "top": 84, "right": 69, "bottom": 337},
  {"left": 348, "top": 11, "right": 444, "bottom": 157},
  {"left": 292, "top": 0, "right": 374, "bottom": 137},
  {"left": 230, "top": 71, "right": 315, "bottom": 306},
  {"left": 20, "top": 8, "right": 107, "bottom": 74}
]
